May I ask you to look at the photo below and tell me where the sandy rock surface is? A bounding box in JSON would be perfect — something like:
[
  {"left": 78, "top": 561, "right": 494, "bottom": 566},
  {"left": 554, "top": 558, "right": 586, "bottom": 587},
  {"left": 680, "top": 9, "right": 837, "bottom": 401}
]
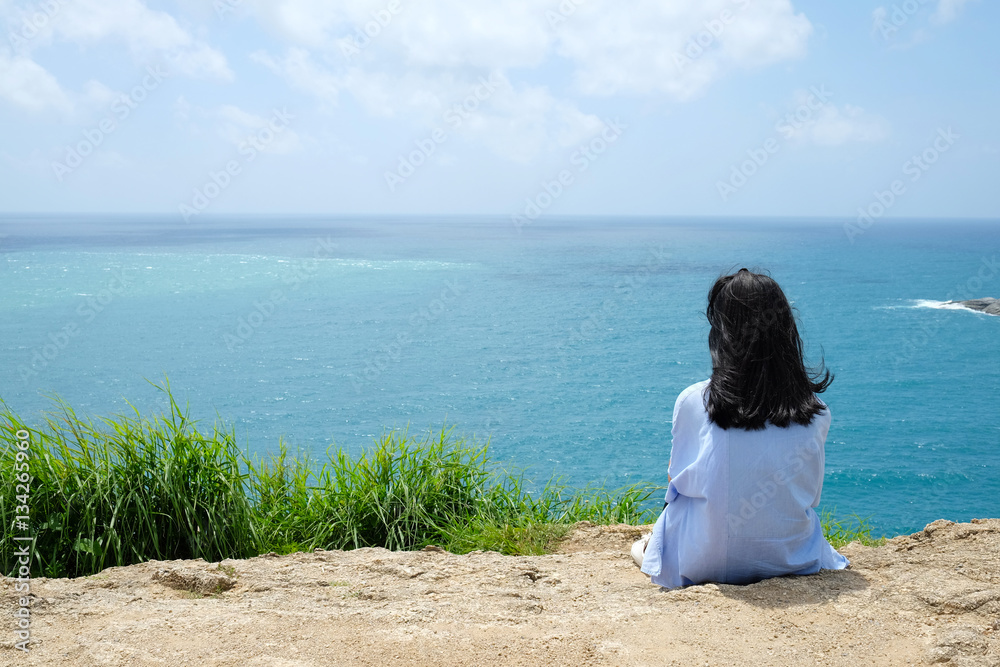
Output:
[{"left": 2, "top": 519, "right": 999, "bottom": 666}]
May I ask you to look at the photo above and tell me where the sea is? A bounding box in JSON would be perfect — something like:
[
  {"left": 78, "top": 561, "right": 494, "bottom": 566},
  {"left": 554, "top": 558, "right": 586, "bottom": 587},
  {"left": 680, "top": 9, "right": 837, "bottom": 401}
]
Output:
[{"left": 1, "top": 215, "right": 997, "bottom": 537}]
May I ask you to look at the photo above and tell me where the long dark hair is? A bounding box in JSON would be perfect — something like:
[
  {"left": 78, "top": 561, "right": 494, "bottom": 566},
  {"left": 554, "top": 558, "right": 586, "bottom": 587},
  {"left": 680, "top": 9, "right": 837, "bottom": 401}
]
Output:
[{"left": 705, "top": 268, "right": 832, "bottom": 430}]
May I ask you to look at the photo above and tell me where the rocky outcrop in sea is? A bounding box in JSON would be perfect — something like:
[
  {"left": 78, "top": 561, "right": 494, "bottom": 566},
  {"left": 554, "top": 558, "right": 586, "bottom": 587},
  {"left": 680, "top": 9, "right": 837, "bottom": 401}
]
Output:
[{"left": 945, "top": 297, "right": 1000, "bottom": 316}]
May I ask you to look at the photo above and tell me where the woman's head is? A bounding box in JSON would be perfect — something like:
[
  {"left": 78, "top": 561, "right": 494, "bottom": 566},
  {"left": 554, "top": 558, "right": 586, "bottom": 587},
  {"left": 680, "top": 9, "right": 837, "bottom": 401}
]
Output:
[{"left": 706, "top": 268, "right": 832, "bottom": 430}]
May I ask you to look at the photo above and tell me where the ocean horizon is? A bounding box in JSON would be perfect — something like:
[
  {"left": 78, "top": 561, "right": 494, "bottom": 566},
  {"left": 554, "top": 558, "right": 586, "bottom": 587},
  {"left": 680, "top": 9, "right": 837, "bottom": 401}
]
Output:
[{"left": 2, "top": 215, "right": 998, "bottom": 537}]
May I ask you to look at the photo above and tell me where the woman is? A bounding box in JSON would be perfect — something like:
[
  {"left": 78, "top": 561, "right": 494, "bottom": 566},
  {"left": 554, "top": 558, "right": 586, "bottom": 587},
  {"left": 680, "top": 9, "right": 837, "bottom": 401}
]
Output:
[{"left": 634, "top": 268, "right": 848, "bottom": 588}]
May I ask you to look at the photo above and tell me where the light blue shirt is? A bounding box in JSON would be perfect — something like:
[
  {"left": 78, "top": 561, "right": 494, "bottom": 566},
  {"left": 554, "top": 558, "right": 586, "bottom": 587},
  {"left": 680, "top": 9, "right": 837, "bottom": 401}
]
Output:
[{"left": 640, "top": 380, "right": 849, "bottom": 588}]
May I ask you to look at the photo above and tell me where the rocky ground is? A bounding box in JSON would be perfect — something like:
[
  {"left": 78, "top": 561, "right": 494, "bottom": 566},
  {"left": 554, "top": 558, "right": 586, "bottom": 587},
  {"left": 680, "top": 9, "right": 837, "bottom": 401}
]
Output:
[{"left": 2, "top": 518, "right": 999, "bottom": 666}]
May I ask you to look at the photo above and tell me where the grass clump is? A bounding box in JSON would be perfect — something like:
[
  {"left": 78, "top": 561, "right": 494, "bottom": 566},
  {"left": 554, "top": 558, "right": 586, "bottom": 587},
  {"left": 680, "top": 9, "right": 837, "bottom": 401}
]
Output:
[
  {"left": 821, "top": 510, "right": 886, "bottom": 548},
  {"left": 0, "top": 385, "right": 658, "bottom": 578},
  {"left": 246, "top": 425, "right": 657, "bottom": 557},
  {"left": 215, "top": 563, "right": 237, "bottom": 578},
  {"left": 0, "top": 390, "right": 257, "bottom": 579}
]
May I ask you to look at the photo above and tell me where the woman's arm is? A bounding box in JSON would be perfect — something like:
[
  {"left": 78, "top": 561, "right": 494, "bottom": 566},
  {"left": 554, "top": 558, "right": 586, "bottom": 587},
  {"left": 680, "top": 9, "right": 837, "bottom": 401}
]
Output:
[
  {"left": 665, "top": 381, "right": 707, "bottom": 503},
  {"left": 810, "top": 407, "right": 833, "bottom": 508}
]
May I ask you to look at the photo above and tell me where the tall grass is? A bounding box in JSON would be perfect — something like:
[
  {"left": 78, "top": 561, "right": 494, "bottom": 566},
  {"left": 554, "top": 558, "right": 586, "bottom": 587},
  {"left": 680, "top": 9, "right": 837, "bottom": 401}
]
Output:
[
  {"left": 0, "top": 386, "right": 658, "bottom": 578},
  {"left": 0, "top": 391, "right": 258, "bottom": 578}
]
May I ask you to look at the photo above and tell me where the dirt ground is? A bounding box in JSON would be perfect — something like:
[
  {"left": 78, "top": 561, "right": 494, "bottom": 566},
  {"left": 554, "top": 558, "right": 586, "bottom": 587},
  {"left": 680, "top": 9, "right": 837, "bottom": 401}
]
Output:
[{"left": 2, "top": 518, "right": 998, "bottom": 666}]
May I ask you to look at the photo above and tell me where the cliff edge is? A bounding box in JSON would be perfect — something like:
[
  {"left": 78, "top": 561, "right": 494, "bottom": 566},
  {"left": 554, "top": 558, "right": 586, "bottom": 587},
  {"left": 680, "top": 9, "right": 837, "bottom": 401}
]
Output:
[{"left": 2, "top": 519, "right": 998, "bottom": 666}]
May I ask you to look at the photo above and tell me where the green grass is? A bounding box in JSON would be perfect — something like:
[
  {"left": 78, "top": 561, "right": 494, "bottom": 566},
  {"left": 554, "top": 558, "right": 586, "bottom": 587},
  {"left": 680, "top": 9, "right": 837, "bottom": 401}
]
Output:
[
  {"left": 0, "top": 384, "right": 885, "bottom": 579},
  {"left": 820, "top": 510, "right": 886, "bottom": 548},
  {"left": 1, "top": 387, "right": 260, "bottom": 578},
  {"left": 0, "top": 384, "right": 658, "bottom": 578}
]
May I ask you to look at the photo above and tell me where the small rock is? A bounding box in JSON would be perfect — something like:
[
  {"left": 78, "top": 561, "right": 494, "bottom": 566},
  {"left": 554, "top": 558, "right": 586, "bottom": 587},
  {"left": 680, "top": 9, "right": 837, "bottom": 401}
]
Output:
[
  {"left": 924, "top": 519, "right": 955, "bottom": 537},
  {"left": 927, "top": 627, "right": 989, "bottom": 663},
  {"left": 152, "top": 568, "right": 236, "bottom": 595}
]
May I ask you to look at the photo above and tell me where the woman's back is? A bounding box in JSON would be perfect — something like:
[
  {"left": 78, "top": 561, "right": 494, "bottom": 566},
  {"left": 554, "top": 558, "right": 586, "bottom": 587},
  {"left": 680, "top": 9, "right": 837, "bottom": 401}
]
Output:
[
  {"left": 637, "top": 269, "right": 847, "bottom": 588},
  {"left": 640, "top": 380, "right": 848, "bottom": 588}
]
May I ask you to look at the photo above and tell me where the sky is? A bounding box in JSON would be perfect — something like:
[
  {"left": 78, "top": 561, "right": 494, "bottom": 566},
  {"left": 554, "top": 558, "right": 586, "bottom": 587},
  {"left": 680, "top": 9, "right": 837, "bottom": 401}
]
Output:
[{"left": 0, "top": 0, "right": 997, "bottom": 219}]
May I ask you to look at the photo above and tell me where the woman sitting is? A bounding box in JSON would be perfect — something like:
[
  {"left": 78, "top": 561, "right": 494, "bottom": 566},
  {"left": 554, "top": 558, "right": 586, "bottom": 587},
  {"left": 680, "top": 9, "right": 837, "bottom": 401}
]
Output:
[{"left": 634, "top": 268, "right": 849, "bottom": 588}]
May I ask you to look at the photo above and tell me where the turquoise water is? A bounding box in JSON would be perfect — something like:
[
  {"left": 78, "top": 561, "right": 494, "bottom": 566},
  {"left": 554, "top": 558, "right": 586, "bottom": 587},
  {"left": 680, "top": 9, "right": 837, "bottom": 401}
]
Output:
[{"left": 1, "top": 216, "right": 998, "bottom": 537}]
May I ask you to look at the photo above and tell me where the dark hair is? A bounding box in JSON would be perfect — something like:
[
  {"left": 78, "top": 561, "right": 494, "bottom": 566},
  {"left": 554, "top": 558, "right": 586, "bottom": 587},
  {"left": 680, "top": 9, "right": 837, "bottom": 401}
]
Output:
[{"left": 705, "top": 268, "right": 832, "bottom": 430}]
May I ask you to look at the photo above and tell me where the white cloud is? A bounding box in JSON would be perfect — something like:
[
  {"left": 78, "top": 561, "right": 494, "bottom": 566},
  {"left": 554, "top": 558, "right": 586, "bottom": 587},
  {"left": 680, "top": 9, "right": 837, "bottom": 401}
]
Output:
[
  {"left": 932, "top": 0, "right": 974, "bottom": 24},
  {"left": 0, "top": 51, "right": 73, "bottom": 114},
  {"left": 0, "top": 0, "right": 233, "bottom": 117},
  {"left": 253, "top": 0, "right": 551, "bottom": 67},
  {"left": 0, "top": 47, "right": 171, "bottom": 120},
  {"left": 255, "top": 0, "right": 811, "bottom": 100},
  {"left": 873, "top": 0, "right": 975, "bottom": 43},
  {"left": 806, "top": 105, "right": 888, "bottom": 146},
  {"left": 80, "top": 79, "right": 117, "bottom": 108},
  {"left": 173, "top": 95, "right": 192, "bottom": 122},
  {"left": 252, "top": 0, "right": 347, "bottom": 48},
  {"left": 383, "top": 1, "right": 551, "bottom": 69},
  {"left": 53, "top": 0, "right": 188, "bottom": 49},
  {"left": 214, "top": 104, "right": 303, "bottom": 155},
  {"left": 254, "top": 48, "right": 603, "bottom": 163},
  {"left": 169, "top": 94, "right": 303, "bottom": 155},
  {"left": 443, "top": 78, "right": 605, "bottom": 163},
  {"left": 54, "top": 0, "right": 232, "bottom": 81},
  {"left": 2, "top": 0, "right": 232, "bottom": 81},
  {"left": 167, "top": 43, "right": 232, "bottom": 82},
  {"left": 464, "top": 82, "right": 605, "bottom": 162},
  {"left": 246, "top": 0, "right": 812, "bottom": 162},
  {"left": 251, "top": 48, "right": 340, "bottom": 104},
  {"left": 555, "top": 0, "right": 812, "bottom": 98},
  {"left": 783, "top": 92, "right": 888, "bottom": 147}
]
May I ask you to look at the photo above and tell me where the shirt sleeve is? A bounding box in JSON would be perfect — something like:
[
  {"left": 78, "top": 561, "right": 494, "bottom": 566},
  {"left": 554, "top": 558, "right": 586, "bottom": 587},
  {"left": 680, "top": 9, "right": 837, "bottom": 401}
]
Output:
[
  {"left": 666, "top": 381, "right": 708, "bottom": 503},
  {"left": 810, "top": 406, "right": 832, "bottom": 508}
]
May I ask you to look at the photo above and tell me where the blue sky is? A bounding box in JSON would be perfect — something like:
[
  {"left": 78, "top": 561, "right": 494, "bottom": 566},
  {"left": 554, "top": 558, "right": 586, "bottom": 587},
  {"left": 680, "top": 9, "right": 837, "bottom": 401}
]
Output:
[{"left": 0, "top": 0, "right": 996, "bottom": 218}]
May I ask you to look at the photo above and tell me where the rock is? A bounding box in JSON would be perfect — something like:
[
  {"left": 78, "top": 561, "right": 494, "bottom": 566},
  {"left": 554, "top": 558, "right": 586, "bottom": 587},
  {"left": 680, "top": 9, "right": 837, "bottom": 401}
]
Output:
[
  {"left": 925, "top": 519, "right": 956, "bottom": 536},
  {"left": 927, "top": 626, "right": 989, "bottom": 663},
  {"left": 151, "top": 567, "right": 236, "bottom": 595},
  {"left": 369, "top": 559, "right": 426, "bottom": 579},
  {"left": 944, "top": 298, "right": 1000, "bottom": 316}
]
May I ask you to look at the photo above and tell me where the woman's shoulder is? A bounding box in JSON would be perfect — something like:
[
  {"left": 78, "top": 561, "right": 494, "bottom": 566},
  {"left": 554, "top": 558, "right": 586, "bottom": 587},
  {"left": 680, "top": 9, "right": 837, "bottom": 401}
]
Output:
[
  {"left": 677, "top": 379, "right": 710, "bottom": 403},
  {"left": 674, "top": 379, "right": 711, "bottom": 414}
]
